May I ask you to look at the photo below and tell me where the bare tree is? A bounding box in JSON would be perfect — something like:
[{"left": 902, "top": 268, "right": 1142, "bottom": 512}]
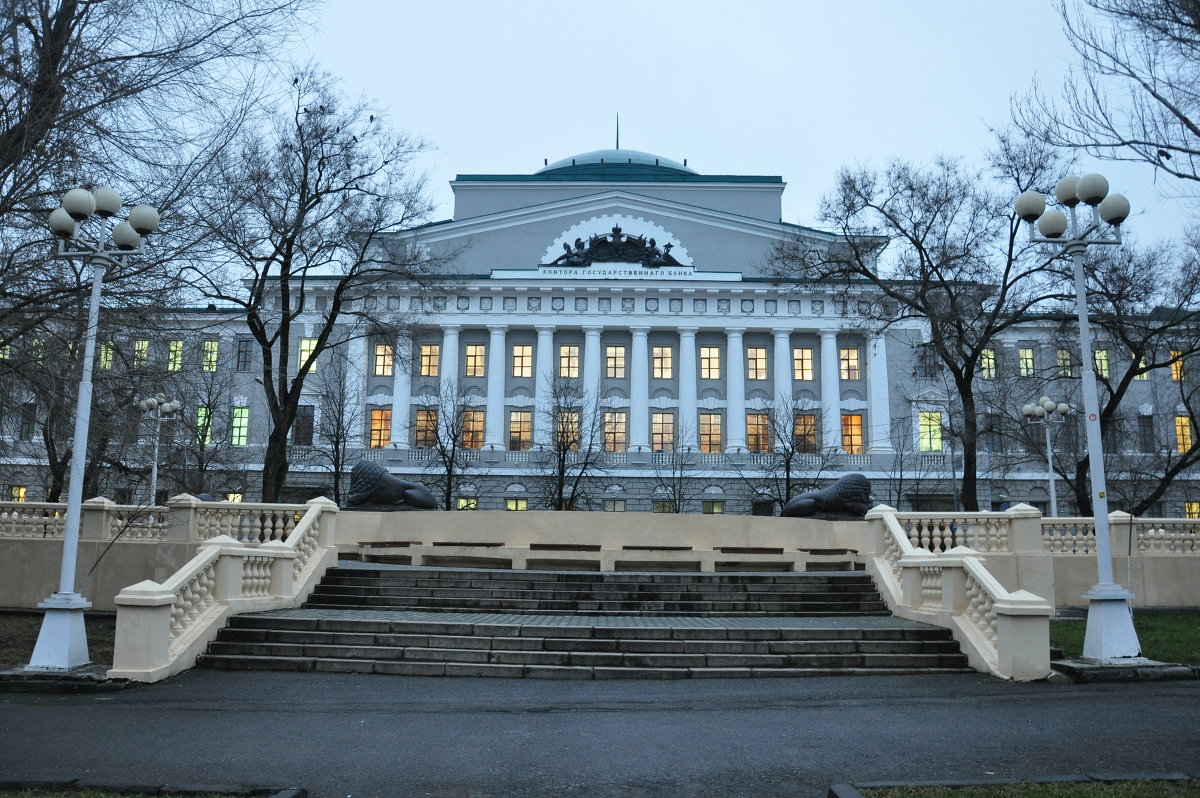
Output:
[
  {"left": 187, "top": 69, "right": 441, "bottom": 502},
  {"left": 304, "top": 345, "right": 366, "bottom": 505},
  {"left": 413, "top": 381, "right": 489, "bottom": 511},
  {"left": 532, "top": 378, "right": 607, "bottom": 510}
]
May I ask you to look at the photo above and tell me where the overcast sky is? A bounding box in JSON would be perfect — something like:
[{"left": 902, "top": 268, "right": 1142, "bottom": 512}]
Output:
[{"left": 294, "top": 0, "right": 1191, "bottom": 245}]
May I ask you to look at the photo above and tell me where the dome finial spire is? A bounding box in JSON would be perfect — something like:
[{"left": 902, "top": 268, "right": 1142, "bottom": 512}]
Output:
[{"left": 615, "top": 112, "right": 620, "bottom": 150}]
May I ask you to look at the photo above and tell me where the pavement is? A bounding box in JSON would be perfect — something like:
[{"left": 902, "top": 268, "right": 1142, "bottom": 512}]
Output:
[{"left": 2, "top": 668, "right": 1198, "bottom": 798}]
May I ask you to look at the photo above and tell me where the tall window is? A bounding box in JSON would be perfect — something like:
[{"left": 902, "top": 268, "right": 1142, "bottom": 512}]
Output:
[
  {"left": 133, "top": 339, "right": 149, "bottom": 369},
  {"left": 918, "top": 411, "right": 942, "bottom": 452},
  {"left": 461, "top": 410, "right": 485, "bottom": 449},
  {"left": 1057, "top": 348, "right": 1073, "bottom": 377},
  {"left": 558, "top": 345, "right": 579, "bottom": 378},
  {"left": 168, "top": 340, "right": 183, "bottom": 371},
  {"left": 1138, "top": 414, "right": 1156, "bottom": 452},
  {"left": 700, "top": 346, "right": 721, "bottom": 379},
  {"left": 980, "top": 348, "right": 997, "bottom": 379},
  {"left": 841, "top": 413, "right": 864, "bottom": 454},
  {"left": 1177, "top": 415, "right": 1195, "bottom": 453},
  {"left": 465, "top": 344, "right": 486, "bottom": 377},
  {"left": 196, "top": 407, "right": 212, "bottom": 445},
  {"left": 98, "top": 342, "right": 114, "bottom": 370},
  {"left": 1171, "top": 350, "right": 1185, "bottom": 381},
  {"left": 235, "top": 339, "right": 253, "bottom": 372},
  {"left": 512, "top": 344, "right": 533, "bottom": 377},
  {"left": 10, "top": 486, "right": 27, "bottom": 502},
  {"left": 1185, "top": 502, "right": 1200, "bottom": 520},
  {"left": 556, "top": 409, "right": 580, "bottom": 451},
  {"left": 231, "top": 407, "right": 249, "bottom": 446},
  {"left": 298, "top": 338, "right": 318, "bottom": 372},
  {"left": 293, "top": 405, "right": 314, "bottom": 446},
  {"left": 373, "top": 344, "right": 394, "bottom": 377},
  {"left": 508, "top": 410, "right": 532, "bottom": 451},
  {"left": 369, "top": 408, "right": 391, "bottom": 448},
  {"left": 605, "top": 346, "right": 626, "bottom": 378},
  {"left": 603, "top": 411, "right": 627, "bottom": 451},
  {"left": 651, "top": 412, "right": 675, "bottom": 452},
  {"left": 419, "top": 344, "right": 440, "bottom": 377},
  {"left": 746, "top": 347, "right": 767, "bottom": 380},
  {"left": 1094, "top": 349, "right": 1109, "bottom": 379},
  {"left": 415, "top": 409, "right": 438, "bottom": 448},
  {"left": 202, "top": 340, "right": 219, "bottom": 372},
  {"left": 1132, "top": 354, "right": 1148, "bottom": 380},
  {"left": 917, "top": 346, "right": 940, "bottom": 379},
  {"left": 699, "top": 413, "right": 723, "bottom": 453},
  {"left": 18, "top": 403, "right": 36, "bottom": 440},
  {"left": 746, "top": 413, "right": 770, "bottom": 452},
  {"left": 839, "top": 348, "right": 860, "bottom": 380},
  {"left": 1018, "top": 347, "right": 1036, "bottom": 377},
  {"left": 652, "top": 346, "right": 673, "bottom": 379},
  {"left": 794, "top": 413, "right": 818, "bottom": 453},
  {"left": 793, "top": 347, "right": 814, "bottom": 380}
]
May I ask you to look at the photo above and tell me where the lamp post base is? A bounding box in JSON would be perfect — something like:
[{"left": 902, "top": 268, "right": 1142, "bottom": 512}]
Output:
[
  {"left": 1081, "top": 583, "right": 1141, "bottom": 662},
  {"left": 25, "top": 592, "right": 92, "bottom": 672}
]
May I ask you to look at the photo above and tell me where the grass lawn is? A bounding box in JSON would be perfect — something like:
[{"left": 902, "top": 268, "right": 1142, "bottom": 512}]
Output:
[
  {"left": 0, "top": 611, "right": 115, "bottom": 669},
  {"left": 1050, "top": 613, "right": 1200, "bottom": 665},
  {"left": 863, "top": 780, "right": 1200, "bottom": 797}
]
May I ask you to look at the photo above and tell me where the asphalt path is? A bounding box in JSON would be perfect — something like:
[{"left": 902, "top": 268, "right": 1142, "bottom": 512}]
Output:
[{"left": 2, "top": 670, "right": 1198, "bottom": 798}]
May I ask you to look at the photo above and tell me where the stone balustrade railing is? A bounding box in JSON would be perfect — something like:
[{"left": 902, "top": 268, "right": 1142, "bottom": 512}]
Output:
[
  {"left": 1042, "top": 513, "right": 1199, "bottom": 555},
  {"left": 865, "top": 504, "right": 1053, "bottom": 681},
  {"left": 0, "top": 502, "right": 67, "bottom": 538},
  {"left": 107, "top": 496, "right": 339, "bottom": 683}
]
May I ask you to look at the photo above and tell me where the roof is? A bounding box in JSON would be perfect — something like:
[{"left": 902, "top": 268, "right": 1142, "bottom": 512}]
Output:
[{"left": 454, "top": 148, "right": 782, "bottom": 184}]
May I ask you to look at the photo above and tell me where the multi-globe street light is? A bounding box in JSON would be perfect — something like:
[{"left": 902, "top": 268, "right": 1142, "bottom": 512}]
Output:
[
  {"left": 1020, "top": 396, "right": 1072, "bottom": 518},
  {"left": 137, "top": 394, "right": 181, "bottom": 516},
  {"left": 1014, "top": 174, "right": 1141, "bottom": 661},
  {"left": 26, "top": 188, "right": 159, "bottom": 672}
]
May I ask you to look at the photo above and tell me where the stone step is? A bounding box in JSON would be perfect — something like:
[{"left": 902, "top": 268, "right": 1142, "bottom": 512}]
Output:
[
  {"left": 299, "top": 602, "right": 890, "bottom": 618},
  {"left": 309, "top": 585, "right": 881, "bottom": 602},
  {"left": 326, "top": 568, "right": 873, "bottom": 584},
  {"left": 305, "top": 591, "right": 883, "bottom": 608}
]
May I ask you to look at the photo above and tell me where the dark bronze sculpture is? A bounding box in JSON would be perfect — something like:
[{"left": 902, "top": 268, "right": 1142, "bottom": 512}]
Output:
[
  {"left": 343, "top": 461, "right": 438, "bottom": 511},
  {"left": 781, "top": 474, "right": 872, "bottom": 520},
  {"left": 547, "top": 225, "right": 682, "bottom": 267}
]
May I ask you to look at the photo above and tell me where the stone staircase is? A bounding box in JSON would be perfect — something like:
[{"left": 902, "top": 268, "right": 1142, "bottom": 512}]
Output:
[{"left": 197, "top": 564, "right": 974, "bottom": 679}]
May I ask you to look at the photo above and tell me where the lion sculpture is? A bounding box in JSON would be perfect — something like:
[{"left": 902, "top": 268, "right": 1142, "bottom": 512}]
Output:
[
  {"left": 343, "top": 461, "right": 438, "bottom": 511},
  {"left": 780, "top": 474, "right": 872, "bottom": 520}
]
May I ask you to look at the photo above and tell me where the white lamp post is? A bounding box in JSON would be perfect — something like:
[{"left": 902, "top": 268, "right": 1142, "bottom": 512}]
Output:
[
  {"left": 1020, "top": 396, "right": 1072, "bottom": 517},
  {"left": 26, "top": 188, "right": 159, "bottom": 672},
  {"left": 1014, "top": 174, "right": 1141, "bottom": 661},
  {"left": 137, "top": 394, "right": 181, "bottom": 515}
]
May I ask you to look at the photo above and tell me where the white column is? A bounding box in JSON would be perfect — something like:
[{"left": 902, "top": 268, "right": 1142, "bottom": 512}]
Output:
[
  {"left": 678, "top": 327, "right": 698, "bottom": 451},
  {"left": 582, "top": 326, "right": 603, "bottom": 449},
  {"left": 484, "top": 324, "right": 507, "bottom": 450},
  {"left": 346, "top": 336, "right": 367, "bottom": 444},
  {"left": 867, "top": 333, "right": 894, "bottom": 453},
  {"left": 629, "top": 326, "right": 650, "bottom": 451},
  {"left": 534, "top": 325, "right": 555, "bottom": 448},
  {"left": 772, "top": 328, "right": 793, "bottom": 449},
  {"left": 820, "top": 329, "right": 842, "bottom": 452},
  {"left": 439, "top": 325, "right": 460, "bottom": 401},
  {"left": 390, "top": 339, "right": 412, "bottom": 448},
  {"left": 725, "top": 328, "right": 747, "bottom": 452}
]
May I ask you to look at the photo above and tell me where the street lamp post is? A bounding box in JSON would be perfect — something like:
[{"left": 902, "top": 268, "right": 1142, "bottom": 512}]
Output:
[
  {"left": 1021, "top": 396, "right": 1072, "bottom": 517},
  {"left": 137, "top": 394, "right": 181, "bottom": 515},
  {"left": 26, "top": 188, "right": 159, "bottom": 672},
  {"left": 1014, "top": 174, "right": 1141, "bottom": 661}
]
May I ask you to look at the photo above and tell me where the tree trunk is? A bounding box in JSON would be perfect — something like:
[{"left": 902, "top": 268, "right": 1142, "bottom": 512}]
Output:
[{"left": 260, "top": 425, "right": 291, "bottom": 503}]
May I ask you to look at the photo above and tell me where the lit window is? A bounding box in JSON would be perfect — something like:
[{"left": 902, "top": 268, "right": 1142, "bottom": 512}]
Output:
[
  {"left": 1185, "top": 502, "right": 1200, "bottom": 519},
  {"left": 700, "top": 346, "right": 721, "bottom": 379},
  {"left": 415, "top": 409, "right": 438, "bottom": 448},
  {"left": 168, "top": 340, "right": 184, "bottom": 371},
  {"left": 202, "top": 340, "right": 219, "bottom": 372},
  {"left": 505, "top": 497, "right": 528, "bottom": 511},
  {"left": 419, "top": 344, "right": 440, "bottom": 377},
  {"left": 1094, "top": 349, "right": 1109, "bottom": 379},
  {"left": 373, "top": 344, "right": 394, "bottom": 377},
  {"left": 794, "top": 413, "right": 818, "bottom": 453},
  {"left": 196, "top": 407, "right": 212, "bottom": 445},
  {"left": 603, "top": 411, "right": 627, "bottom": 451},
  {"left": 133, "top": 340, "right": 148, "bottom": 369},
  {"left": 512, "top": 344, "right": 533, "bottom": 378},
  {"left": 841, "top": 414, "right": 864, "bottom": 454},
  {"left": 461, "top": 410, "right": 484, "bottom": 449},
  {"left": 652, "top": 346, "right": 673, "bottom": 379},
  {"left": 652, "top": 500, "right": 677, "bottom": 513},
  {"left": 747, "top": 413, "right": 770, "bottom": 452},
  {"left": 702, "top": 500, "right": 725, "bottom": 514},
  {"left": 225, "top": 493, "right": 244, "bottom": 503},
  {"left": 457, "top": 497, "right": 478, "bottom": 510},
  {"left": 235, "top": 340, "right": 253, "bottom": 372},
  {"left": 10, "top": 485, "right": 27, "bottom": 502},
  {"left": 1132, "top": 354, "right": 1148, "bottom": 380},
  {"left": 918, "top": 411, "right": 942, "bottom": 452},
  {"left": 465, "top": 344, "right": 486, "bottom": 377},
  {"left": 746, "top": 347, "right": 767, "bottom": 380},
  {"left": 1057, "top": 348, "right": 1073, "bottom": 378},
  {"left": 793, "top": 347, "right": 814, "bottom": 380},
  {"left": 556, "top": 409, "right": 580, "bottom": 451},
  {"left": 980, "top": 349, "right": 996, "bottom": 379},
  {"left": 369, "top": 408, "right": 391, "bottom": 448},
  {"left": 558, "top": 345, "right": 579, "bottom": 378},
  {"left": 605, "top": 346, "right": 626, "bottom": 378},
  {"left": 1018, "top": 348, "right": 1035, "bottom": 377},
  {"left": 699, "top": 413, "right": 723, "bottom": 453},
  {"left": 30, "top": 339, "right": 44, "bottom": 360},
  {"left": 603, "top": 499, "right": 626, "bottom": 512},
  {"left": 0, "top": 344, "right": 9, "bottom": 360},
  {"left": 1176, "top": 415, "right": 1195, "bottom": 453},
  {"left": 651, "top": 413, "right": 674, "bottom": 452},
  {"left": 231, "top": 407, "right": 249, "bottom": 446},
  {"left": 839, "top": 348, "right": 860, "bottom": 380},
  {"left": 1171, "top": 350, "right": 1185, "bottom": 381},
  {"left": 98, "top": 342, "right": 114, "bottom": 370},
  {"left": 508, "top": 410, "right": 532, "bottom": 451}
]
